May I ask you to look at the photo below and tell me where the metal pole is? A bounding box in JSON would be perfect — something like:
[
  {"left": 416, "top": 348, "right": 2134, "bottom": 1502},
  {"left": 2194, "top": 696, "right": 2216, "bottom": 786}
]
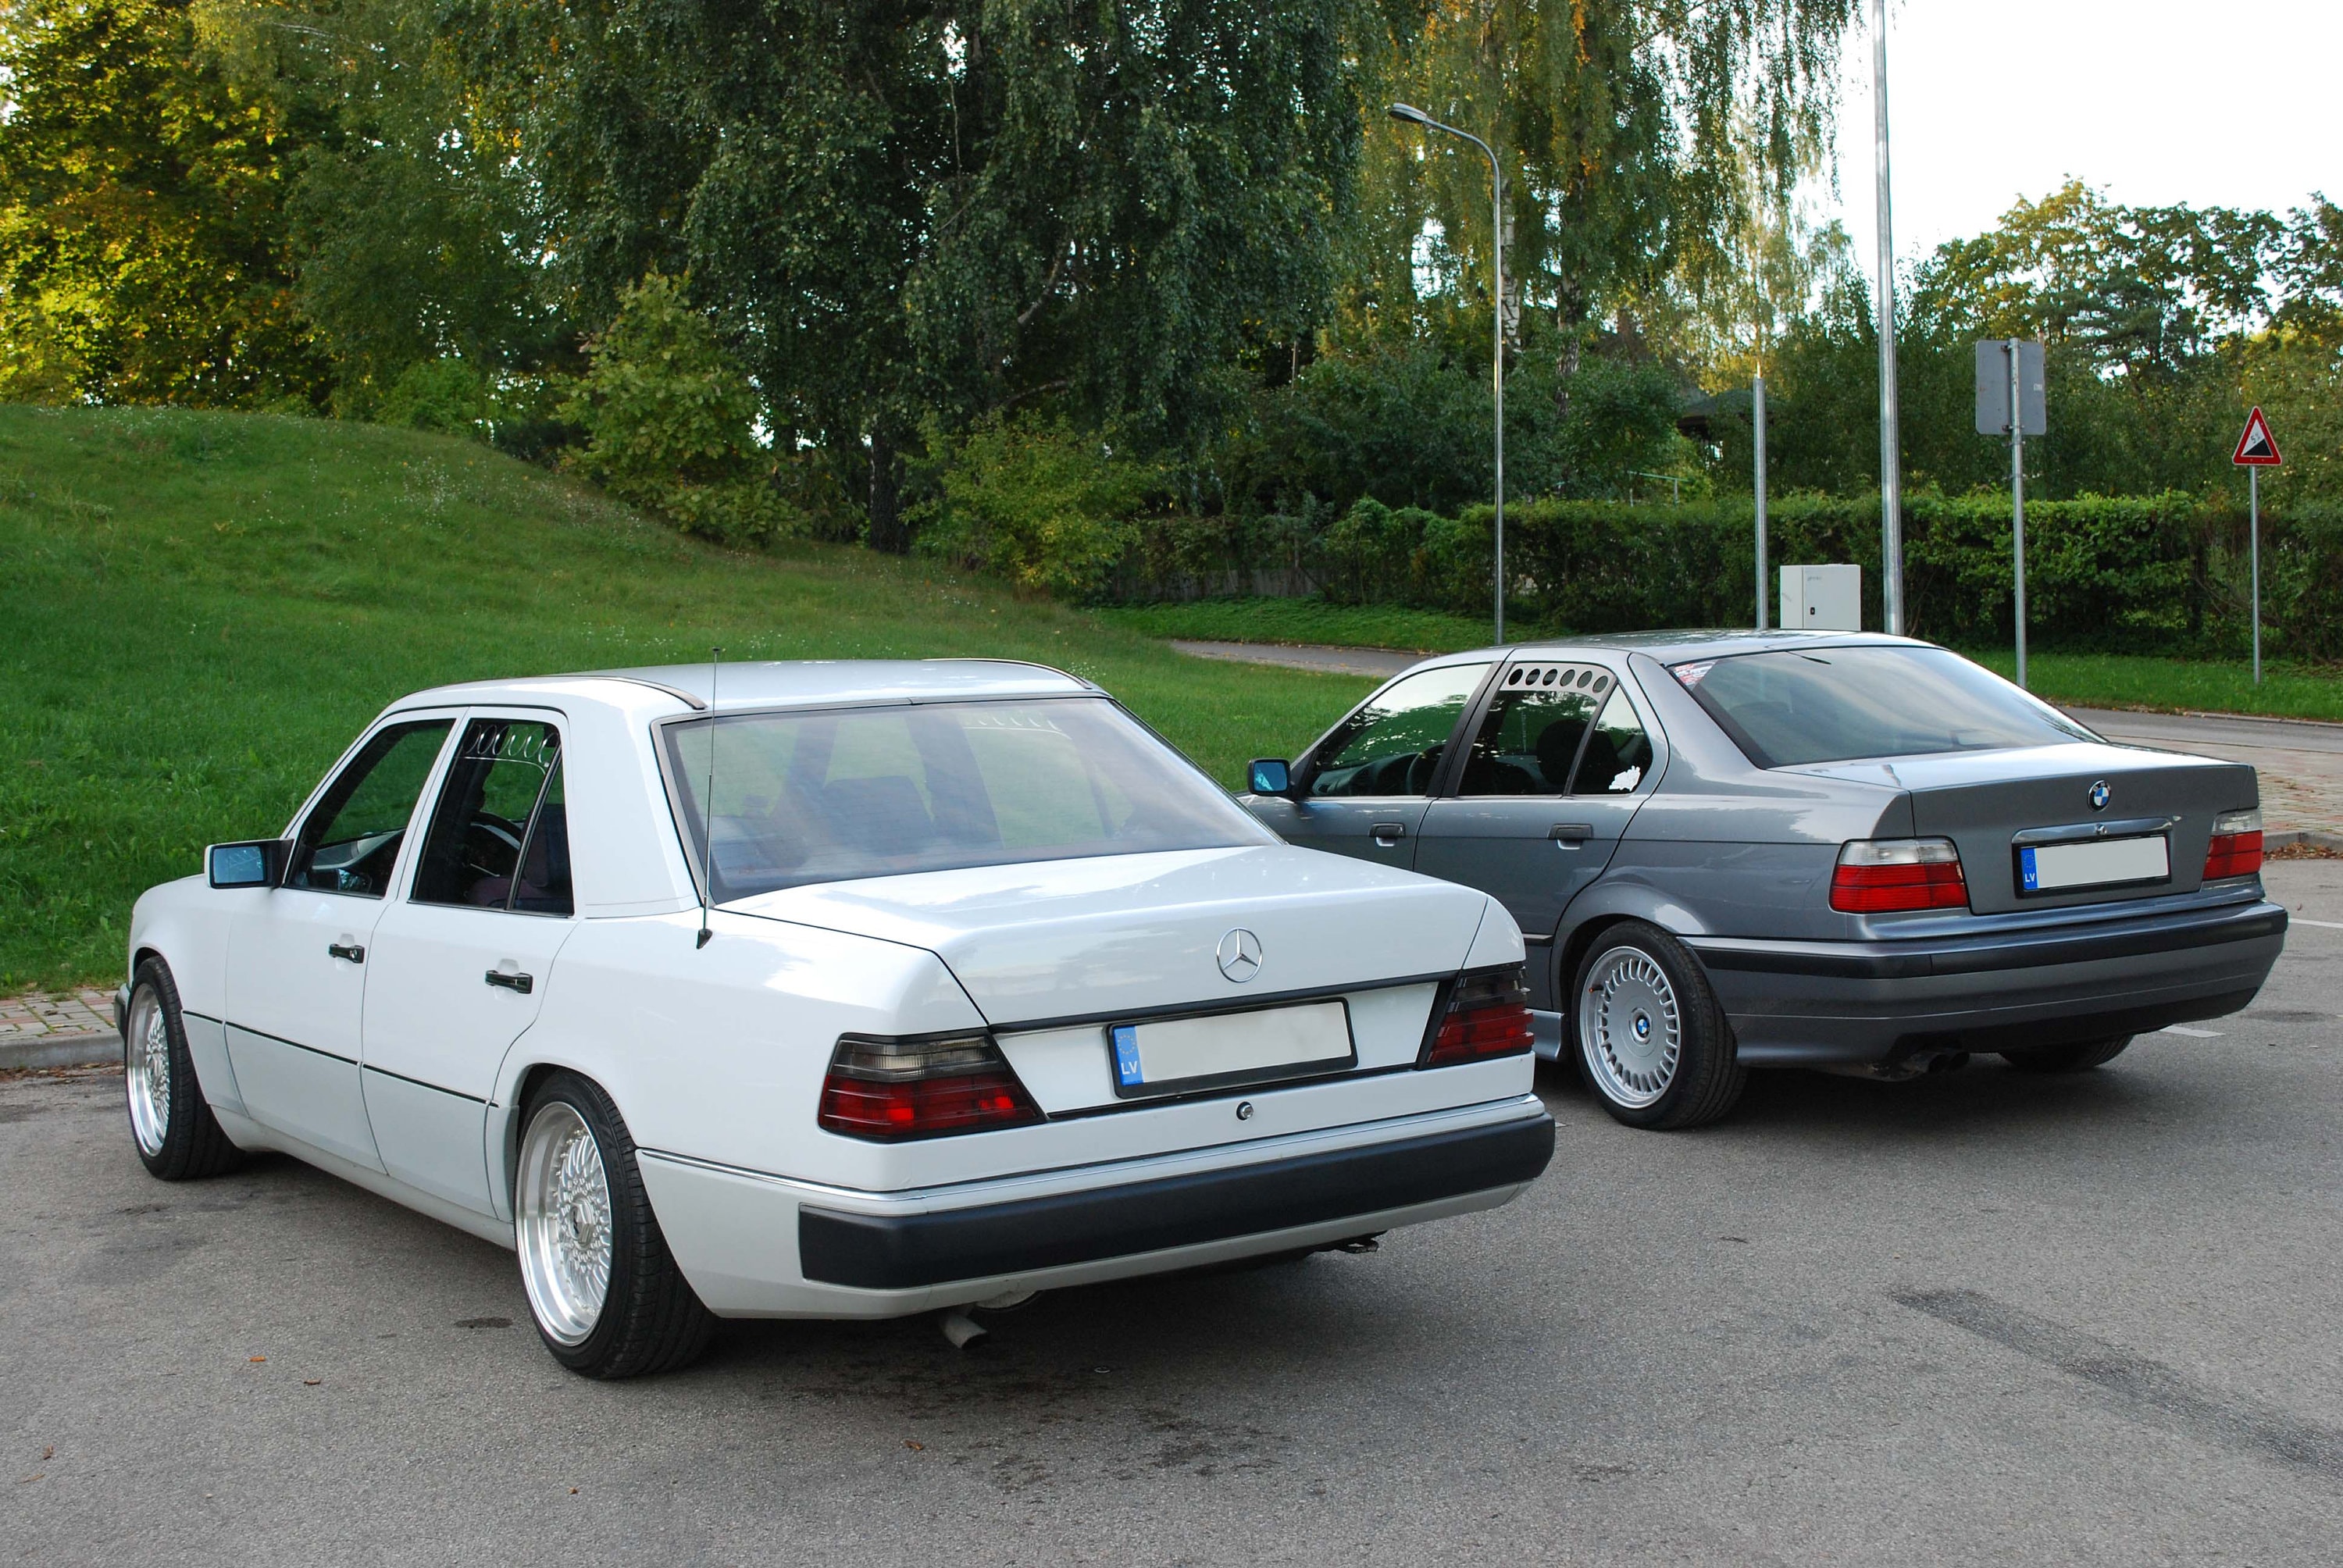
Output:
[
  {"left": 1871, "top": 0, "right": 1903, "bottom": 636},
  {"left": 1490, "top": 145, "right": 1504, "bottom": 647},
  {"left": 2009, "top": 340, "right": 2027, "bottom": 690},
  {"left": 1386, "top": 105, "right": 1505, "bottom": 644},
  {"left": 1753, "top": 372, "right": 1769, "bottom": 629},
  {"left": 2251, "top": 465, "right": 2262, "bottom": 686}
]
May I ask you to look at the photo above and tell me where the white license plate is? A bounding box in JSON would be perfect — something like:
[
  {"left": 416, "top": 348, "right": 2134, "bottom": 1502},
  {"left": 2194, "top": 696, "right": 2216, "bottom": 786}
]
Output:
[
  {"left": 2019, "top": 835, "right": 2170, "bottom": 893},
  {"left": 1109, "top": 1000, "right": 1354, "bottom": 1098}
]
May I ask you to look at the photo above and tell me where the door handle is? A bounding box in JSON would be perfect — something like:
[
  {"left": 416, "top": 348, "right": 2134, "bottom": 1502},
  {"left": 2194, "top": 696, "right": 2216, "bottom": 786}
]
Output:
[
  {"left": 1550, "top": 823, "right": 1592, "bottom": 846},
  {"left": 484, "top": 970, "right": 534, "bottom": 995},
  {"left": 328, "top": 942, "right": 366, "bottom": 964},
  {"left": 1370, "top": 821, "right": 1407, "bottom": 846}
]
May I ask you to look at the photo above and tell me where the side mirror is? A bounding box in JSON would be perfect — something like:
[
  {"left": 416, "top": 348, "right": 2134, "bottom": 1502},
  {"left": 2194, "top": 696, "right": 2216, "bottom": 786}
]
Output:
[
  {"left": 207, "top": 839, "right": 290, "bottom": 889},
  {"left": 1246, "top": 758, "right": 1293, "bottom": 796}
]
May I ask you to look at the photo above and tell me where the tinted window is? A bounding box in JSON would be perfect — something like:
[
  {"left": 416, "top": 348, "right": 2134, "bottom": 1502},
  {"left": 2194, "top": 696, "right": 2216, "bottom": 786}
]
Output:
[
  {"left": 1307, "top": 664, "right": 1490, "bottom": 798},
  {"left": 662, "top": 699, "right": 1274, "bottom": 902},
  {"left": 1671, "top": 647, "right": 2096, "bottom": 768},
  {"left": 413, "top": 719, "right": 570, "bottom": 913},
  {"left": 287, "top": 721, "right": 454, "bottom": 896},
  {"left": 1571, "top": 689, "right": 1653, "bottom": 793},
  {"left": 1458, "top": 671, "right": 1604, "bottom": 796}
]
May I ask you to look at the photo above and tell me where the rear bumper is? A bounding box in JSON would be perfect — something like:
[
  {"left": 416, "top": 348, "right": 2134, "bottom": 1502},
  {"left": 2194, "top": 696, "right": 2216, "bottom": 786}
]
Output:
[
  {"left": 1688, "top": 898, "right": 2285, "bottom": 1072},
  {"left": 637, "top": 1096, "right": 1554, "bottom": 1318},
  {"left": 800, "top": 1110, "right": 1556, "bottom": 1290}
]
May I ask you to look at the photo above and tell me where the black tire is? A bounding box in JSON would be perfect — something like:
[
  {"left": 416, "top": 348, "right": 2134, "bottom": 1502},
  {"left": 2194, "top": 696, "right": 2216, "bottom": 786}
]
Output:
[
  {"left": 2001, "top": 1035, "right": 2133, "bottom": 1074},
  {"left": 1571, "top": 921, "right": 1746, "bottom": 1130},
  {"left": 123, "top": 957, "right": 244, "bottom": 1181},
  {"left": 515, "top": 1071, "right": 715, "bottom": 1378}
]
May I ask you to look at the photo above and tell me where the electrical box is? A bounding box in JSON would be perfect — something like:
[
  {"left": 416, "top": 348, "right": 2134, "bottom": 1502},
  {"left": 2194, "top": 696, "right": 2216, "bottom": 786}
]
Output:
[{"left": 1781, "top": 564, "right": 1861, "bottom": 632}]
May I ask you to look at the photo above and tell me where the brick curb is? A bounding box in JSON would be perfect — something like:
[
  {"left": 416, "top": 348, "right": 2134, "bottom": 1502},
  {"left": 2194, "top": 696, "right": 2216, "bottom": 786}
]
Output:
[
  {"left": 2266, "top": 829, "right": 2343, "bottom": 853},
  {"left": 1, "top": 1032, "right": 119, "bottom": 1071}
]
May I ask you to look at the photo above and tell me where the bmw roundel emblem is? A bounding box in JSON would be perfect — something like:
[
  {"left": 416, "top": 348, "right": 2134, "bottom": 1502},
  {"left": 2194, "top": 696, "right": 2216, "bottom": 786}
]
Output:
[
  {"left": 1217, "top": 928, "right": 1263, "bottom": 983},
  {"left": 2088, "top": 780, "right": 2111, "bottom": 811}
]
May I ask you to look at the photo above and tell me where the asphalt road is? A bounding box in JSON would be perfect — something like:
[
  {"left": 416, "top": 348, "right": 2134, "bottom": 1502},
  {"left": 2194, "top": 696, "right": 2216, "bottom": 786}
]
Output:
[
  {"left": 6, "top": 864, "right": 2342, "bottom": 1566},
  {"left": 1169, "top": 639, "right": 2343, "bottom": 836}
]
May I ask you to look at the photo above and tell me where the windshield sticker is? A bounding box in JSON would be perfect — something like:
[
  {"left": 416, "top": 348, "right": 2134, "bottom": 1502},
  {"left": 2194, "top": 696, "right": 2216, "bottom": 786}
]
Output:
[{"left": 1671, "top": 661, "right": 1714, "bottom": 689}]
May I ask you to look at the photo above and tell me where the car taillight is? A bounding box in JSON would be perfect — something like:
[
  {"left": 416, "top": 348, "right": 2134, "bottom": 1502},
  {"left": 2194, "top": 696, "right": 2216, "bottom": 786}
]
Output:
[
  {"left": 1423, "top": 966, "right": 1534, "bottom": 1067},
  {"left": 1831, "top": 838, "right": 1969, "bottom": 913},
  {"left": 2204, "top": 808, "right": 2263, "bottom": 880},
  {"left": 817, "top": 1032, "right": 1041, "bottom": 1140}
]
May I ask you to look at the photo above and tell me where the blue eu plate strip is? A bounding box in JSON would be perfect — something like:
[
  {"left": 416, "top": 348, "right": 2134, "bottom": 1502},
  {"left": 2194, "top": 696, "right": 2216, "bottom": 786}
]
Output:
[
  {"left": 2019, "top": 846, "right": 2039, "bottom": 892},
  {"left": 1111, "top": 1024, "right": 1144, "bottom": 1088}
]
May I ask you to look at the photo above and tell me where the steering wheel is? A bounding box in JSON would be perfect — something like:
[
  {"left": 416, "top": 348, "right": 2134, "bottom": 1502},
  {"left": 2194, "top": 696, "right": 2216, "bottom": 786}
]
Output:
[{"left": 459, "top": 811, "right": 526, "bottom": 882}]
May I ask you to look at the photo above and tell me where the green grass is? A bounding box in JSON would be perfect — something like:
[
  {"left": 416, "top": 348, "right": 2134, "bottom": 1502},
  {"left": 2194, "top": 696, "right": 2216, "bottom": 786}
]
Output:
[
  {"left": 1102, "top": 596, "right": 2343, "bottom": 722},
  {"left": 0, "top": 408, "right": 1375, "bottom": 989},
  {"left": 1961, "top": 650, "right": 2343, "bottom": 722}
]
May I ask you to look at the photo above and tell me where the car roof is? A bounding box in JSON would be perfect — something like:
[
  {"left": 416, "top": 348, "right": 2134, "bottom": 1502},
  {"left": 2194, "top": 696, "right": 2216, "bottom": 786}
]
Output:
[
  {"left": 1406, "top": 629, "right": 1935, "bottom": 670},
  {"left": 400, "top": 658, "right": 1097, "bottom": 715}
]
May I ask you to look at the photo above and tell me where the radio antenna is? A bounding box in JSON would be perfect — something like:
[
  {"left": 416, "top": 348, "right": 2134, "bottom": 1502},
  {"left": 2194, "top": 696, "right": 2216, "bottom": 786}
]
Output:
[{"left": 697, "top": 646, "right": 721, "bottom": 949}]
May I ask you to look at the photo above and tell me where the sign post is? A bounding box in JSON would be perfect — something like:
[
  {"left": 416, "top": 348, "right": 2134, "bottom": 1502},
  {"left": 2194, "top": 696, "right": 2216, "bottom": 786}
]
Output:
[
  {"left": 1976, "top": 340, "right": 2045, "bottom": 686},
  {"left": 2232, "top": 406, "right": 2283, "bottom": 685}
]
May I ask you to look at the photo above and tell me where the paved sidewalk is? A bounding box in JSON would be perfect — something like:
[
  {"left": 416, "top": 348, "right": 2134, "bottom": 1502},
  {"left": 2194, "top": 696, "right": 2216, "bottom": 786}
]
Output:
[
  {"left": 0, "top": 989, "right": 118, "bottom": 1069},
  {"left": 1170, "top": 639, "right": 2343, "bottom": 838}
]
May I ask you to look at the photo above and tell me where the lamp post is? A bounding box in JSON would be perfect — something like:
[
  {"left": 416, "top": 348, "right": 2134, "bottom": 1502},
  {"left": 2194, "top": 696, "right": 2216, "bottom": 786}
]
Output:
[
  {"left": 1391, "top": 102, "right": 1505, "bottom": 644},
  {"left": 1870, "top": 0, "right": 1904, "bottom": 635}
]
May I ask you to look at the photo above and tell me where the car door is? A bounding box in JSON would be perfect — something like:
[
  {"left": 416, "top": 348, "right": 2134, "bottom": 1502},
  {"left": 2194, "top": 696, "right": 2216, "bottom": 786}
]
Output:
[
  {"left": 361, "top": 714, "right": 577, "bottom": 1217},
  {"left": 223, "top": 715, "right": 458, "bottom": 1170},
  {"left": 1256, "top": 661, "right": 1493, "bottom": 870},
  {"left": 1414, "top": 660, "right": 1662, "bottom": 939}
]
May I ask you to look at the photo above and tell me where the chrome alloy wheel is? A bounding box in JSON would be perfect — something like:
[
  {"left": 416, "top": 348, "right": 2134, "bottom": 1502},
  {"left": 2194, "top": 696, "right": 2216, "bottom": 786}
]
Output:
[
  {"left": 124, "top": 986, "right": 171, "bottom": 1158},
  {"left": 516, "top": 1101, "right": 614, "bottom": 1346},
  {"left": 1578, "top": 945, "right": 1683, "bottom": 1110}
]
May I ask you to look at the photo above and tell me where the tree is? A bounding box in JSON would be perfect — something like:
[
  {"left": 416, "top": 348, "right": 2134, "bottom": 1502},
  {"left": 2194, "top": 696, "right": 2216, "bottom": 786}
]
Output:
[
  {"left": 460, "top": 0, "right": 1362, "bottom": 549},
  {"left": 0, "top": 0, "right": 326, "bottom": 405},
  {"left": 1345, "top": 2, "right": 1859, "bottom": 410}
]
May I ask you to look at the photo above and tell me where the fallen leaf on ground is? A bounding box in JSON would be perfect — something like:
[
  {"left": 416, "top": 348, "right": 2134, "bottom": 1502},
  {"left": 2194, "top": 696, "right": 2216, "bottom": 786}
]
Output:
[
  {"left": 904, "top": 1441, "right": 924, "bottom": 1451},
  {"left": 248, "top": 1356, "right": 266, "bottom": 1363},
  {"left": 303, "top": 1380, "right": 321, "bottom": 1387}
]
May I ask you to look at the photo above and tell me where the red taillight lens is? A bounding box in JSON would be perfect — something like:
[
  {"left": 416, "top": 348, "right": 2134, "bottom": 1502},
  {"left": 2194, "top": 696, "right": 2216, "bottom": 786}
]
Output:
[
  {"left": 1424, "top": 966, "right": 1535, "bottom": 1067},
  {"left": 1831, "top": 838, "right": 1969, "bottom": 913},
  {"left": 2203, "top": 809, "right": 2263, "bottom": 880},
  {"left": 817, "top": 1032, "right": 1041, "bottom": 1140}
]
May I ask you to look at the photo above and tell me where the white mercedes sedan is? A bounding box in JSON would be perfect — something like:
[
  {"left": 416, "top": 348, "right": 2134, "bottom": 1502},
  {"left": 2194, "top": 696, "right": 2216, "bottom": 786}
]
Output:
[{"left": 119, "top": 661, "right": 1553, "bottom": 1376}]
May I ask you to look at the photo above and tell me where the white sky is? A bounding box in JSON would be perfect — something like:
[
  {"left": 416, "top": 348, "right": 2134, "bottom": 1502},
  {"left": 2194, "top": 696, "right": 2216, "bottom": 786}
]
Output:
[{"left": 1831, "top": 0, "right": 2342, "bottom": 265}]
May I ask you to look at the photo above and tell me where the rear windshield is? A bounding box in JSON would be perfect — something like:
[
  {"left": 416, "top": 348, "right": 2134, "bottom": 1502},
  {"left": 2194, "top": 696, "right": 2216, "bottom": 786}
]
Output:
[
  {"left": 662, "top": 697, "right": 1275, "bottom": 900},
  {"left": 1670, "top": 647, "right": 2097, "bottom": 768}
]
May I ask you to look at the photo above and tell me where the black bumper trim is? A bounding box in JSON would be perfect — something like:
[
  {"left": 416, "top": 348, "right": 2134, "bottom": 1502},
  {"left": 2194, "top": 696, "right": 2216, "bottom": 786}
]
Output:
[
  {"left": 1689, "top": 902, "right": 2287, "bottom": 980},
  {"left": 798, "top": 1111, "right": 1557, "bottom": 1291}
]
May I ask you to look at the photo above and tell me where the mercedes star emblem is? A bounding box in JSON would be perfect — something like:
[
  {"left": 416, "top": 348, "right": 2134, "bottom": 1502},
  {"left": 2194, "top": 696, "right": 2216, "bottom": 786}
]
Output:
[
  {"left": 1216, "top": 928, "right": 1263, "bottom": 983},
  {"left": 2088, "top": 780, "right": 2111, "bottom": 811}
]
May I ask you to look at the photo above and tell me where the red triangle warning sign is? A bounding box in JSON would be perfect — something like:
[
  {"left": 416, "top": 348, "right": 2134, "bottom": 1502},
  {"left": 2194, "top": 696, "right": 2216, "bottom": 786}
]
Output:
[{"left": 2233, "top": 406, "right": 2282, "bottom": 466}]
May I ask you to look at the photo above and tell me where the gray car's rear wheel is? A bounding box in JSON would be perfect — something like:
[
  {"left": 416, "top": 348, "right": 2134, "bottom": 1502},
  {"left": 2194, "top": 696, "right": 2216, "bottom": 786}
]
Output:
[
  {"left": 2001, "top": 1035, "right": 2133, "bottom": 1074},
  {"left": 515, "top": 1071, "right": 715, "bottom": 1378},
  {"left": 124, "top": 957, "right": 243, "bottom": 1181},
  {"left": 1572, "top": 922, "right": 1745, "bottom": 1130}
]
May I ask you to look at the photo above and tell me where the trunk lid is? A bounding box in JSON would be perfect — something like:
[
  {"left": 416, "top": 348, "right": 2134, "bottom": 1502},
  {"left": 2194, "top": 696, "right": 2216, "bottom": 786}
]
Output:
[
  {"left": 1791, "top": 742, "right": 2259, "bottom": 914},
  {"left": 721, "top": 845, "right": 1492, "bottom": 1025}
]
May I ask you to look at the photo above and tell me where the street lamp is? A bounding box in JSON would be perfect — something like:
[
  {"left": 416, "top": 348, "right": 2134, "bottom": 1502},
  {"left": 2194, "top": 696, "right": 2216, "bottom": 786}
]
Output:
[{"left": 1390, "top": 102, "right": 1506, "bottom": 645}]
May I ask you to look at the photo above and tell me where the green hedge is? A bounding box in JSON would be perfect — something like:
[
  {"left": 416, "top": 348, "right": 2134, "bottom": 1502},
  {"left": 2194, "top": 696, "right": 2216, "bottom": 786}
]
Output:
[{"left": 1110, "top": 492, "right": 2343, "bottom": 660}]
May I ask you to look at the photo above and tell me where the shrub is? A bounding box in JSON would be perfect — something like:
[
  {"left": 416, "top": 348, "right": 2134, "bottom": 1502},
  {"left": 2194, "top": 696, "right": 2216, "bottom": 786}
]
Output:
[
  {"left": 558, "top": 274, "right": 797, "bottom": 547},
  {"left": 915, "top": 416, "right": 1162, "bottom": 598}
]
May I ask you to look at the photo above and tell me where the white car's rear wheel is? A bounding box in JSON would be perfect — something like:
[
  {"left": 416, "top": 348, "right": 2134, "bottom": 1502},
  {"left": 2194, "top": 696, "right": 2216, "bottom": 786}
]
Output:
[
  {"left": 124, "top": 957, "right": 242, "bottom": 1180},
  {"left": 514, "top": 1073, "right": 714, "bottom": 1377}
]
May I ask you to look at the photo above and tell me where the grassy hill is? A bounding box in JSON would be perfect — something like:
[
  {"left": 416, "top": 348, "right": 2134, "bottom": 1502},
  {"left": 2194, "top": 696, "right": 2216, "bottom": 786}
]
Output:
[{"left": 0, "top": 407, "right": 1375, "bottom": 990}]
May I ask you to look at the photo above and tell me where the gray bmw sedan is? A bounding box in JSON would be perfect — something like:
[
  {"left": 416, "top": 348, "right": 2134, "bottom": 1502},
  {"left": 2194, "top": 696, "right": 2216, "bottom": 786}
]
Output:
[{"left": 1239, "top": 631, "right": 2286, "bottom": 1129}]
